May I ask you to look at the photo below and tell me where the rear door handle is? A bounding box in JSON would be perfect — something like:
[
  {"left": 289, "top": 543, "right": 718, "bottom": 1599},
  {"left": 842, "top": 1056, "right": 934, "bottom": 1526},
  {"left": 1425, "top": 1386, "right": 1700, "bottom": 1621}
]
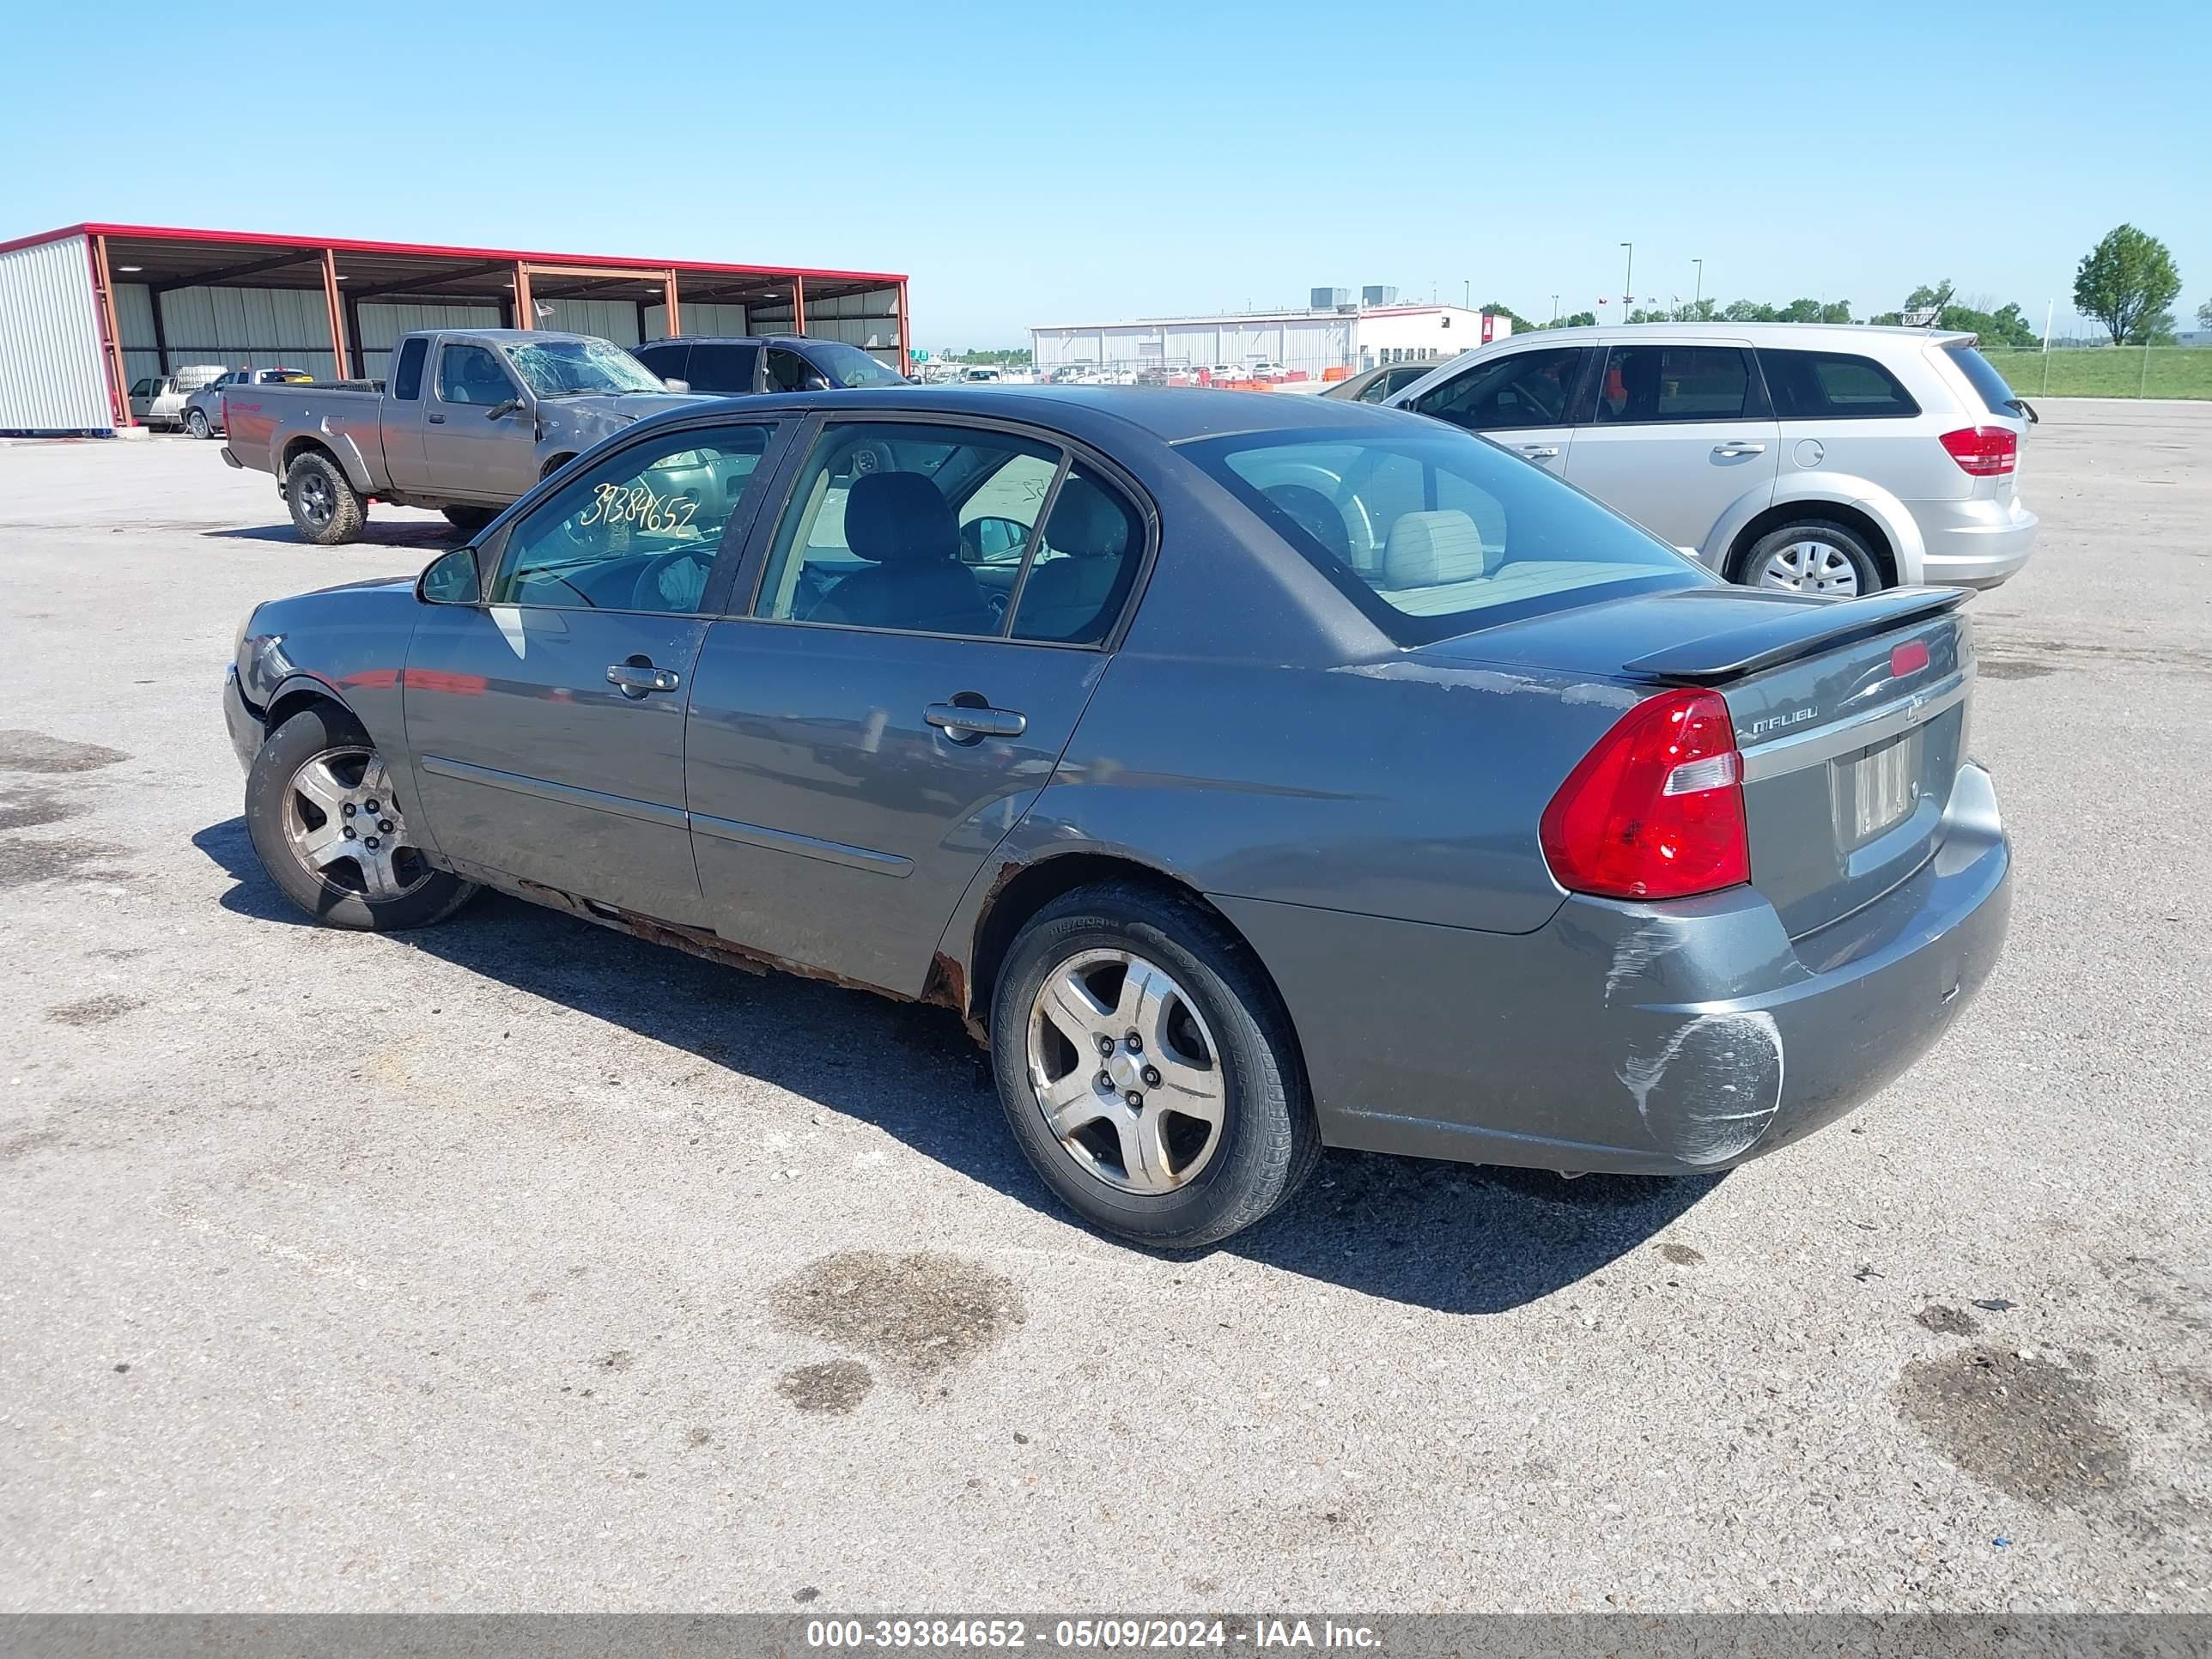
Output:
[
  {"left": 607, "top": 661, "right": 681, "bottom": 696},
  {"left": 427, "top": 412, "right": 447, "bottom": 424},
  {"left": 1518, "top": 444, "right": 1560, "bottom": 459},
  {"left": 926, "top": 702, "right": 1026, "bottom": 740},
  {"left": 1713, "top": 441, "right": 1765, "bottom": 457}
]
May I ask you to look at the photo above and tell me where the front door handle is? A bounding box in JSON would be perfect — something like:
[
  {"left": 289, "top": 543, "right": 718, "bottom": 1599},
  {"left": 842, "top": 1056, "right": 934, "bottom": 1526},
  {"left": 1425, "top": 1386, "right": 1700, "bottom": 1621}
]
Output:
[
  {"left": 427, "top": 412, "right": 447, "bottom": 424},
  {"left": 1713, "top": 441, "right": 1765, "bottom": 457},
  {"left": 607, "top": 660, "right": 681, "bottom": 697},
  {"left": 1518, "top": 444, "right": 1561, "bottom": 459},
  {"left": 926, "top": 701, "right": 1026, "bottom": 740}
]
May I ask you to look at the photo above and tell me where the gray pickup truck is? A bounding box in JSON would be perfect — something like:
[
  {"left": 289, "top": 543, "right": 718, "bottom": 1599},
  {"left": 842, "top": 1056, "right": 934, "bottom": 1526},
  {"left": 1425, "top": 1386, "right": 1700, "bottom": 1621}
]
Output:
[{"left": 222, "top": 328, "right": 703, "bottom": 544}]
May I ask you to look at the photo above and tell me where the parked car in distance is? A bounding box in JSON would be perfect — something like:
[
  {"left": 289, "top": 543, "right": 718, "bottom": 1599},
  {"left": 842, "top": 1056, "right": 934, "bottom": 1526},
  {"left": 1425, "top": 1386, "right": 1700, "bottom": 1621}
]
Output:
[
  {"left": 1388, "top": 323, "right": 2039, "bottom": 595},
  {"left": 222, "top": 329, "right": 703, "bottom": 544},
  {"left": 630, "top": 336, "right": 908, "bottom": 396},
  {"left": 1322, "top": 362, "right": 1443, "bottom": 404},
  {"left": 1249, "top": 361, "right": 1290, "bottom": 380},
  {"left": 128, "top": 364, "right": 227, "bottom": 430},
  {"left": 182, "top": 368, "right": 313, "bottom": 440},
  {"left": 223, "top": 386, "right": 2010, "bottom": 1249}
]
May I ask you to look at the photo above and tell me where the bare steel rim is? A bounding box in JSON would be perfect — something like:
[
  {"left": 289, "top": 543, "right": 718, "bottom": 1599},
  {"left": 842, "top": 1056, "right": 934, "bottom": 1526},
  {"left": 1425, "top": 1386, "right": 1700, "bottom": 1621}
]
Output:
[
  {"left": 185, "top": 409, "right": 210, "bottom": 440},
  {"left": 1026, "top": 947, "right": 1228, "bottom": 1196},
  {"left": 1755, "top": 536, "right": 1861, "bottom": 596},
  {"left": 282, "top": 745, "right": 434, "bottom": 902},
  {"left": 293, "top": 467, "right": 335, "bottom": 528}
]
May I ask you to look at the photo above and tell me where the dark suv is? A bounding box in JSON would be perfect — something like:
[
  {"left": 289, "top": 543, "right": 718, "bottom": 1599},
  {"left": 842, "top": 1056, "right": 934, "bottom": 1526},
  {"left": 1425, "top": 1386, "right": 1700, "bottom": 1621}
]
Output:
[{"left": 632, "top": 336, "right": 908, "bottom": 396}]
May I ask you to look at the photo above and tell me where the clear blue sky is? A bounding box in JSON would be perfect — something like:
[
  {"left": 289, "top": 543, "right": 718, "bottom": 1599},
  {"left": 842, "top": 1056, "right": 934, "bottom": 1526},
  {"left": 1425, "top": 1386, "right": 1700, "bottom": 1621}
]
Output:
[{"left": 9, "top": 0, "right": 2205, "bottom": 348}]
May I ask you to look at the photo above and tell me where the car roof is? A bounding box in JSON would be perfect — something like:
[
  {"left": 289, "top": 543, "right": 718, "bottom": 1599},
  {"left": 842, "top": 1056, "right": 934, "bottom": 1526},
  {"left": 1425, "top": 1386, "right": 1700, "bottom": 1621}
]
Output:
[
  {"left": 643, "top": 336, "right": 805, "bottom": 349},
  {"left": 1471, "top": 322, "right": 1976, "bottom": 349},
  {"left": 622, "top": 384, "right": 1409, "bottom": 447}
]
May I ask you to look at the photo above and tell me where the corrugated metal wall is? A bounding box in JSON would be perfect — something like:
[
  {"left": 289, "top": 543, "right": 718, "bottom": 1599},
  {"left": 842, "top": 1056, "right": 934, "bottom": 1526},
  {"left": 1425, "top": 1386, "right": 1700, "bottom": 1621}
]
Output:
[
  {"left": 1033, "top": 316, "right": 1350, "bottom": 375},
  {"left": 643, "top": 301, "right": 748, "bottom": 341},
  {"left": 114, "top": 284, "right": 341, "bottom": 378},
  {"left": 112, "top": 282, "right": 163, "bottom": 387},
  {"left": 0, "top": 234, "right": 112, "bottom": 434},
  {"left": 750, "top": 284, "right": 902, "bottom": 364},
  {"left": 540, "top": 297, "right": 643, "bottom": 344},
  {"left": 358, "top": 301, "right": 502, "bottom": 375}
]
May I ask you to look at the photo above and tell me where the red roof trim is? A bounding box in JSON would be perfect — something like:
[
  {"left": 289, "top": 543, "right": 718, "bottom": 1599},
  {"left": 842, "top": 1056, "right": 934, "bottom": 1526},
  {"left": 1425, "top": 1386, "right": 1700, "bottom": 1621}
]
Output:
[{"left": 0, "top": 222, "right": 904, "bottom": 284}]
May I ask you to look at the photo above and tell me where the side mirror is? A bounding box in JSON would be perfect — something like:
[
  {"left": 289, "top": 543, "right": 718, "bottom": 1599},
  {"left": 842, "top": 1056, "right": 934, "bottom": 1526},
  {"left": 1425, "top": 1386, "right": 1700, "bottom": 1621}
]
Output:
[
  {"left": 662, "top": 376, "right": 691, "bottom": 394},
  {"left": 801, "top": 373, "right": 833, "bottom": 392},
  {"left": 487, "top": 398, "right": 526, "bottom": 420},
  {"left": 417, "top": 545, "right": 482, "bottom": 605},
  {"left": 958, "top": 517, "right": 1032, "bottom": 564}
]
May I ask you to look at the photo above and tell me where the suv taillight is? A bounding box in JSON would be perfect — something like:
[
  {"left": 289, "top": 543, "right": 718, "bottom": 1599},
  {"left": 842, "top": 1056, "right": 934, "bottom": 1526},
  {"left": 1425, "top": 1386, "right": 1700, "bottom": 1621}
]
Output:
[
  {"left": 1940, "top": 426, "right": 2018, "bottom": 477},
  {"left": 1540, "top": 690, "right": 1749, "bottom": 901}
]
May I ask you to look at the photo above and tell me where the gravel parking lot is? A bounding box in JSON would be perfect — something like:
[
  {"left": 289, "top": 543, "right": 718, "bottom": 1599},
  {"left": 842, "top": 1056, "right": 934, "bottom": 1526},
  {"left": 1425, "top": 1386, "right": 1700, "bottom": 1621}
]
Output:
[{"left": 2, "top": 402, "right": 2207, "bottom": 1613}]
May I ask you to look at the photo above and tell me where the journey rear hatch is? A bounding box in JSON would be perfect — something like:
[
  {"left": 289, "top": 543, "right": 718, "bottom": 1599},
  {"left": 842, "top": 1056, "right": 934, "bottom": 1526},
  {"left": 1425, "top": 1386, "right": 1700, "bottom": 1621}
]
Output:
[{"left": 1628, "top": 586, "right": 1973, "bottom": 939}]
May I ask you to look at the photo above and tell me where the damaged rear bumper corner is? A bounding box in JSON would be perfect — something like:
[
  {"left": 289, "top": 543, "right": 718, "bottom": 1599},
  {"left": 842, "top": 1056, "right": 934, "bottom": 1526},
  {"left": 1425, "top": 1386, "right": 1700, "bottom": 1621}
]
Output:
[{"left": 1214, "top": 763, "right": 2012, "bottom": 1176}]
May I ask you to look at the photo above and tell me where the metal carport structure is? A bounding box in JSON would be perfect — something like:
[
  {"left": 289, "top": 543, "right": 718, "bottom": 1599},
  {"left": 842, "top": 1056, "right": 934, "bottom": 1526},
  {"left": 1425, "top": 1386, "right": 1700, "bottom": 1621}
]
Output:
[{"left": 0, "top": 222, "right": 909, "bottom": 434}]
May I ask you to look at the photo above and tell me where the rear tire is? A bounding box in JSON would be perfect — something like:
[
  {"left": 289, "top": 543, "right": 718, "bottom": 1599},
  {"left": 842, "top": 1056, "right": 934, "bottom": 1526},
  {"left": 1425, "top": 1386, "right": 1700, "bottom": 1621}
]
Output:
[
  {"left": 990, "top": 882, "right": 1319, "bottom": 1249},
  {"left": 1735, "top": 520, "right": 1884, "bottom": 596},
  {"left": 245, "top": 702, "right": 477, "bottom": 931},
  {"left": 441, "top": 505, "right": 499, "bottom": 536},
  {"left": 284, "top": 451, "right": 366, "bottom": 546}
]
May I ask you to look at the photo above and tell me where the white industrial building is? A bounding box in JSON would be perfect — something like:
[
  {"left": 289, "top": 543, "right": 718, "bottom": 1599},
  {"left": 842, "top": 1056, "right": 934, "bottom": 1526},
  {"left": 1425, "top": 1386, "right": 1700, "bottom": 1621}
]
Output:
[{"left": 1030, "top": 288, "right": 1510, "bottom": 380}]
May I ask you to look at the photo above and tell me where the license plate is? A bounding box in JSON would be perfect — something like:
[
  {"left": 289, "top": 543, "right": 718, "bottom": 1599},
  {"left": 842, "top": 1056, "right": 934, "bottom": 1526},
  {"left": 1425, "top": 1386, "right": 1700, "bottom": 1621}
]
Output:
[{"left": 1845, "top": 737, "right": 1917, "bottom": 842}]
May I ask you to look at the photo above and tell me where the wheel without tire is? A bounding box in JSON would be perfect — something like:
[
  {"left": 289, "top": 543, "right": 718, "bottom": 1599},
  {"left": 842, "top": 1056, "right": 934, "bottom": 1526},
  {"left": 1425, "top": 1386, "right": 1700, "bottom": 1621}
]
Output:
[
  {"left": 185, "top": 409, "right": 211, "bottom": 440},
  {"left": 1737, "top": 520, "right": 1882, "bottom": 596},
  {"left": 442, "top": 504, "right": 498, "bottom": 535},
  {"left": 244, "top": 703, "right": 477, "bottom": 931},
  {"left": 284, "top": 451, "right": 366, "bottom": 545},
  {"left": 990, "top": 881, "right": 1319, "bottom": 1249}
]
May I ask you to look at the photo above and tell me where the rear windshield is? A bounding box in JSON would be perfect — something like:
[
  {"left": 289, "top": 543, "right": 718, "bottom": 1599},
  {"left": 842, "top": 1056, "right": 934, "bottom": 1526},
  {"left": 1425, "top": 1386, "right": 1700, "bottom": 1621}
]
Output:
[
  {"left": 1185, "top": 425, "right": 1713, "bottom": 645},
  {"left": 1943, "top": 343, "right": 2021, "bottom": 416}
]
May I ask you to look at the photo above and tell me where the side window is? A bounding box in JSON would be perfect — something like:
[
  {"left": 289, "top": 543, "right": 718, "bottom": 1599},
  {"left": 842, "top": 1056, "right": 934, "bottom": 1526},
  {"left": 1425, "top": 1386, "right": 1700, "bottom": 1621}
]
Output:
[
  {"left": 1595, "top": 345, "right": 1751, "bottom": 424},
  {"left": 1760, "top": 349, "right": 1920, "bottom": 419},
  {"left": 957, "top": 449, "right": 1059, "bottom": 565},
  {"left": 754, "top": 422, "right": 1063, "bottom": 637},
  {"left": 632, "top": 342, "right": 684, "bottom": 380},
  {"left": 436, "top": 343, "right": 515, "bottom": 406},
  {"left": 765, "top": 348, "right": 812, "bottom": 393},
  {"left": 1409, "top": 348, "right": 1584, "bottom": 432},
  {"left": 1009, "top": 465, "right": 1145, "bottom": 645},
  {"left": 130, "top": 378, "right": 155, "bottom": 398},
  {"left": 392, "top": 337, "right": 428, "bottom": 402},
  {"left": 685, "top": 343, "right": 757, "bottom": 393},
  {"left": 491, "top": 424, "right": 778, "bottom": 614}
]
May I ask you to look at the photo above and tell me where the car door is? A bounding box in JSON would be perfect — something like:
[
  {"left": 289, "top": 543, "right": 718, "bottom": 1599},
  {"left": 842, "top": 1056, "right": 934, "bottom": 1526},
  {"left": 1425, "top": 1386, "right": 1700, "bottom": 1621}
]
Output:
[
  {"left": 380, "top": 336, "right": 434, "bottom": 495},
  {"left": 1562, "top": 341, "right": 1780, "bottom": 559},
  {"left": 403, "top": 416, "right": 793, "bottom": 924},
  {"left": 423, "top": 339, "right": 538, "bottom": 501},
  {"left": 683, "top": 416, "right": 1148, "bottom": 994},
  {"left": 1397, "top": 344, "right": 1589, "bottom": 477}
]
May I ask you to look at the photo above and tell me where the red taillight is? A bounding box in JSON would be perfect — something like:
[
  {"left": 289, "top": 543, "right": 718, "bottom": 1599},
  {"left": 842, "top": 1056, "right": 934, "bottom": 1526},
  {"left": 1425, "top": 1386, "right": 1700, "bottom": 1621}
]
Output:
[
  {"left": 1540, "top": 690, "right": 1749, "bottom": 901},
  {"left": 1891, "top": 640, "right": 1930, "bottom": 677},
  {"left": 1940, "top": 425, "right": 2017, "bottom": 477}
]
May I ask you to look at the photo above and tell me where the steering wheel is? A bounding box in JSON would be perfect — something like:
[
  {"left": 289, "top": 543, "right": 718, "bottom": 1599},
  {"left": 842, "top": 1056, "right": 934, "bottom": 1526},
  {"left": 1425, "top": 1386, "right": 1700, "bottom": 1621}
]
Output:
[{"left": 629, "top": 547, "right": 713, "bottom": 613}]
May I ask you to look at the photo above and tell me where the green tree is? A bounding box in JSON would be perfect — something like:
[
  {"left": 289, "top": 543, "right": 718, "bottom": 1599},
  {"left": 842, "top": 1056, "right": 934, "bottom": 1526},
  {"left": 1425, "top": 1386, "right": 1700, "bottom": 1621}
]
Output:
[
  {"left": 2074, "top": 224, "right": 2182, "bottom": 346},
  {"left": 1723, "top": 299, "right": 1778, "bottom": 323},
  {"left": 1480, "top": 301, "right": 1537, "bottom": 333},
  {"left": 2198, "top": 299, "right": 2212, "bottom": 332}
]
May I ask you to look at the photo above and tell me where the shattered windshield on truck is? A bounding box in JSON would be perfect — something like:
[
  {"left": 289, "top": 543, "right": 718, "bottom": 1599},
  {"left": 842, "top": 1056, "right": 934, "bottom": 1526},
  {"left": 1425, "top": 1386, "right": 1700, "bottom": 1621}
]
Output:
[{"left": 505, "top": 337, "right": 667, "bottom": 398}]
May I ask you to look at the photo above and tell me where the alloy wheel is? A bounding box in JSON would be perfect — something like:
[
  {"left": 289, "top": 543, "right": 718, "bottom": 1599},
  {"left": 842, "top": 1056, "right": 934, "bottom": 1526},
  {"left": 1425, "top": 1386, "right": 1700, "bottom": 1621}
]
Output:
[
  {"left": 1026, "top": 948, "right": 1227, "bottom": 1195},
  {"left": 282, "top": 747, "right": 434, "bottom": 902},
  {"left": 1756, "top": 538, "right": 1860, "bottom": 596},
  {"left": 295, "top": 471, "right": 335, "bottom": 528}
]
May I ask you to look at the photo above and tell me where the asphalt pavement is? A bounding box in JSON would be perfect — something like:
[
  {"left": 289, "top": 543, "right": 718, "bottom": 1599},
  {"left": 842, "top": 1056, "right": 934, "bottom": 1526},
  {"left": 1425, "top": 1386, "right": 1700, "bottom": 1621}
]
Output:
[{"left": 1, "top": 403, "right": 2206, "bottom": 1612}]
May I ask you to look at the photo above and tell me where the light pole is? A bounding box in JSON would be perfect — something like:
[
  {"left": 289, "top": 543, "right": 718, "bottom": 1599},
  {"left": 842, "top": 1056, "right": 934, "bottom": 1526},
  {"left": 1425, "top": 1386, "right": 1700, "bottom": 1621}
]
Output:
[
  {"left": 1550, "top": 294, "right": 1559, "bottom": 324},
  {"left": 1620, "top": 242, "right": 1633, "bottom": 319},
  {"left": 1692, "top": 258, "right": 1703, "bottom": 310}
]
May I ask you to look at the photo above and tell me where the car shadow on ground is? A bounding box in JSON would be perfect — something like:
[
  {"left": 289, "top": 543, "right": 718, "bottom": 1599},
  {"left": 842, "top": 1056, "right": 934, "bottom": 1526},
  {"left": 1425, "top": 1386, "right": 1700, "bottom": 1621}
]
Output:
[
  {"left": 192, "top": 816, "right": 1721, "bottom": 1315},
  {"left": 202, "top": 521, "right": 460, "bottom": 548}
]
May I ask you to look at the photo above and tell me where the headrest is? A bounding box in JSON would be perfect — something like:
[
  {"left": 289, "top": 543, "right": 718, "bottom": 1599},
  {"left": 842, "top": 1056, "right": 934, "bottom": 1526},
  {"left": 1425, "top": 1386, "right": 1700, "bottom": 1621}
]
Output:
[
  {"left": 846, "top": 471, "right": 957, "bottom": 564},
  {"left": 1382, "top": 509, "right": 1493, "bottom": 588},
  {"left": 1042, "top": 476, "right": 1130, "bottom": 559}
]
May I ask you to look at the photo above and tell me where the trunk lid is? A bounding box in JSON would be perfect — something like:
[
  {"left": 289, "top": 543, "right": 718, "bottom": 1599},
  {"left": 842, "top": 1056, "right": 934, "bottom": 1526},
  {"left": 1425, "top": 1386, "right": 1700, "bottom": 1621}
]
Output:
[{"left": 1425, "top": 584, "right": 1976, "bottom": 939}]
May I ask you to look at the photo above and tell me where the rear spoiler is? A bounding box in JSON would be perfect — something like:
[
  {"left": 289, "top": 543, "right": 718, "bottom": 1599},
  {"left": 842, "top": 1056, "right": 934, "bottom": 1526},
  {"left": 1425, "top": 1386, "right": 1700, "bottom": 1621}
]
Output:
[{"left": 1620, "top": 586, "right": 1971, "bottom": 685}]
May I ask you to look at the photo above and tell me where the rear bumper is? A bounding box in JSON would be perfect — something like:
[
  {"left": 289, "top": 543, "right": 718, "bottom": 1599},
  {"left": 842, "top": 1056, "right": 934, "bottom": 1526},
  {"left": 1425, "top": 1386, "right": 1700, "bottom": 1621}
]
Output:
[
  {"left": 1217, "top": 763, "right": 2011, "bottom": 1175},
  {"left": 1916, "top": 495, "right": 2038, "bottom": 589},
  {"left": 223, "top": 665, "right": 265, "bottom": 774}
]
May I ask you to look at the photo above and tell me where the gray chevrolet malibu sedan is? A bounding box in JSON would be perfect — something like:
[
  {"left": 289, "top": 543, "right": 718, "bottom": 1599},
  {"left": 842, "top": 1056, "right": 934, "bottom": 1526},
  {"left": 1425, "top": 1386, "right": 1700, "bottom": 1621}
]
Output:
[{"left": 222, "top": 387, "right": 2011, "bottom": 1247}]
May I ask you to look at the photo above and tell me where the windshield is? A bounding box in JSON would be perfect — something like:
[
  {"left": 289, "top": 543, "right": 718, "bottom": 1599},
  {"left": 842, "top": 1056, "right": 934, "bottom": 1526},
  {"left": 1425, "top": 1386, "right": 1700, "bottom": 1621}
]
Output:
[
  {"left": 806, "top": 341, "right": 908, "bottom": 388},
  {"left": 1187, "top": 425, "right": 1713, "bottom": 644},
  {"left": 505, "top": 337, "right": 667, "bottom": 398}
]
